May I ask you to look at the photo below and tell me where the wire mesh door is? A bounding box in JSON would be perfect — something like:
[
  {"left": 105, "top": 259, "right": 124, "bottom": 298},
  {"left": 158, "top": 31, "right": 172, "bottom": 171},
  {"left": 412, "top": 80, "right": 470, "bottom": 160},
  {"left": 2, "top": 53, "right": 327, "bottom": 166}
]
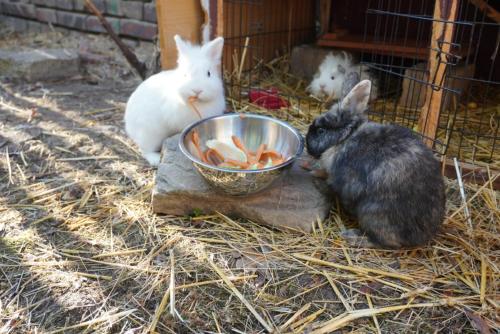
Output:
[
  {"left": 221, "top": 0, "right": 319, "bottom": 126},
  {"left": 361, "top": 0, "right": 499, "bottom": 168}
]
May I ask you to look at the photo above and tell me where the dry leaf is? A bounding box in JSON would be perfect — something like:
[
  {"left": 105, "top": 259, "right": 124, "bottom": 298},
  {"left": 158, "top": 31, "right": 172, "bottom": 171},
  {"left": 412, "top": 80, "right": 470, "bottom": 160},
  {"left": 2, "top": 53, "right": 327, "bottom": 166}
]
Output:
[{"left": 465, "top": 311, "right": 492, "bottom": 334}]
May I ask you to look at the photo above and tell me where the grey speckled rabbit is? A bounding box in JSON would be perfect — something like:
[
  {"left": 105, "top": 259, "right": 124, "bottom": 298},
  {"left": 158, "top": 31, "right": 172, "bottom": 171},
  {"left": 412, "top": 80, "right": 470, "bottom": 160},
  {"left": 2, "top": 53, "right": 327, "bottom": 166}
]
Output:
[{"left": 306, "top": 80, "right": 445, "bottom": 249}]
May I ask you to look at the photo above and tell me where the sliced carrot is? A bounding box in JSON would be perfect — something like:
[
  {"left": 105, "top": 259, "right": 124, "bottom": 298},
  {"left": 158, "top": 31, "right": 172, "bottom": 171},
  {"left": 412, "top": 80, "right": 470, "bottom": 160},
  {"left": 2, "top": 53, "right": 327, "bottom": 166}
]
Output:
[
  {"left": 188, "top": 96, "right": 202, "bottom": 119},
  {"left": 205, "top": 148, "right": 224, "bottom": 166},
  {"left": 191, "top": 130, "right": 208, "bottom": 163},
  {"left": 271, "top": 158, "right": 285, "bottom": 166},
  {"left": 196, "top": 133, "right": 287, "bottom": 169},
  {"left": 224, "top": 159, "right": 250, "bottom": 169},
  {"left": 263, "top": 149, "right": 282, "bottom": 159},
  {"left": 250, "top": 143, "right": 266, "bottom": 164},
  {"left": 231, "top": 135, "right": 251, "bottom": 161},
  {"left": 217, "top": 162, "right": 234, "bottom": 168},
  {"left": 259, "top": 150, "right": 282, "bottom": 163}
]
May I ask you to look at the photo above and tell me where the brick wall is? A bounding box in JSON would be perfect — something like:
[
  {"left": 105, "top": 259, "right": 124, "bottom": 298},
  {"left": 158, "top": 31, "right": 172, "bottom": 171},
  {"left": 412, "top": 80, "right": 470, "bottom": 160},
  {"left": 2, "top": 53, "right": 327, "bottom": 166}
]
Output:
[{"left": 0, "top": 0, "right": 158, "bottom": 40}]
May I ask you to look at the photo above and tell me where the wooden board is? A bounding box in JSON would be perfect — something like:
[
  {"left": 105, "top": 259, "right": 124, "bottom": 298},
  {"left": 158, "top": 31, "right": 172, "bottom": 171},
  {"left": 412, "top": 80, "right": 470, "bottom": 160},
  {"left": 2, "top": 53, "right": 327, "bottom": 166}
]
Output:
[
  {"left": 156, "top": 0, "right": 204, "bottom": 70},
  {"left": 317, "top": 33, "right": 430, "bottom": 60},
  {"left": 418, "top": 0, "right": 459, "bottom": 147},
  {"left": 319, "top": 0, "right": 332, "bottom": 35}
]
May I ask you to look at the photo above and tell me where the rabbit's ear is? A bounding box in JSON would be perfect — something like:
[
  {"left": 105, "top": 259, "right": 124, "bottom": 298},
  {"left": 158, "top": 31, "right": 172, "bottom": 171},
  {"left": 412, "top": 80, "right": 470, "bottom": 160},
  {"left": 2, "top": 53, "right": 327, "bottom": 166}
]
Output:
[
  {"left": 174, "top": 35, "right": 191, "bottom": 57},
  {"left": 202, "top": 36, "right": 224, "bottom": 62},
  {"left": 340, "top": 80, "right": 371, "bottom": 114}
]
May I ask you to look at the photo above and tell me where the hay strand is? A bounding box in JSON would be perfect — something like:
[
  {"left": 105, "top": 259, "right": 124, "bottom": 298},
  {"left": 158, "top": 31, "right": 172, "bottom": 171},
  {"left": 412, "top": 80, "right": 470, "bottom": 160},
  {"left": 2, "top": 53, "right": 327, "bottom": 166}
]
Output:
[
  {"left": 169, "top": 249, "right": 176, "bottom": 317},
  {"left": 310, "top": 302, "right": 443, "bottom": 334},
  {"left": 204, "top": 253, "right": 274, "bottom": 333},
  {"left": 293, "top": 253, "right": 415, "bottom": 281},
  {"left": 47, "top": 309, "right": 136, "bottom": 334}
]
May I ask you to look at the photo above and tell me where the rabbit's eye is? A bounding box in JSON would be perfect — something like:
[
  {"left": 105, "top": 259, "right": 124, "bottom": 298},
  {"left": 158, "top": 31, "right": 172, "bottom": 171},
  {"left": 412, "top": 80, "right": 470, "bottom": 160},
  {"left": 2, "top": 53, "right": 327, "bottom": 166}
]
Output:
[
  {"left": 318, "top": 128, "right": 326, "bottom": 136},
  {"left": 207, "top": 71, "right": 211, "bottom": 77},
  {"left": 330, "top": 76, "right": 335, "bottom": 80}
]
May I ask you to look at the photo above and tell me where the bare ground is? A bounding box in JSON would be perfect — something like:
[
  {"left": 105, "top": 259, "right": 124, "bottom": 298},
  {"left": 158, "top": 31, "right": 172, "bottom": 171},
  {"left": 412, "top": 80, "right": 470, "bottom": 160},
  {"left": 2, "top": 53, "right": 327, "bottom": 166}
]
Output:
[{"left": 0, "top": 28, "right": 499, "bottom": 334}]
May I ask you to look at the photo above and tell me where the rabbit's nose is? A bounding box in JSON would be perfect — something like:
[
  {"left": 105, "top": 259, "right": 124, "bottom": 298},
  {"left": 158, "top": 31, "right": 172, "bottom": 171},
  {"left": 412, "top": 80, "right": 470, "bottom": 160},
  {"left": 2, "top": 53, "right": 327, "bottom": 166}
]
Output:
[
  {"left": 192, "top": 89, "right": 202, "bottom": 96},
  {"left": 320, "top": 84, "right": 326, "bottom": 90}
]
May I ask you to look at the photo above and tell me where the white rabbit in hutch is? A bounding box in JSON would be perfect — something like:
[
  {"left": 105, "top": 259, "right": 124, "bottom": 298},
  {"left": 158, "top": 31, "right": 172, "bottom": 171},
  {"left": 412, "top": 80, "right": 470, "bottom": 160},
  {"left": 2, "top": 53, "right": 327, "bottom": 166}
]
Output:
[{"left": 308, "top": 51, "right": 379, "bottom": 102}]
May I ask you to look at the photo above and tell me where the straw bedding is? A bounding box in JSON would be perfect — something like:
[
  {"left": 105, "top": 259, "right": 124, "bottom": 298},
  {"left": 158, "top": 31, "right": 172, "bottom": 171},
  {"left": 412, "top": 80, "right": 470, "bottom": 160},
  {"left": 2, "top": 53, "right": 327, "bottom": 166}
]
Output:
[{"left": 0, "top": 30, "right": 498, "bottom": 333}]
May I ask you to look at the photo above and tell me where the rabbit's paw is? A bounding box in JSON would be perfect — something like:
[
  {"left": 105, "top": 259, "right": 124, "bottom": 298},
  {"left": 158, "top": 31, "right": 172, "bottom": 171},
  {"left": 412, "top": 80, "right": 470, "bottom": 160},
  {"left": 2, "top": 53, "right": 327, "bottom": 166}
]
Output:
[
  {"left": 143, "top": 152, "right": 161, "bottom": 166},
  {"left": 310, "top": 168, "right": 328, "bottom": 179},
  {"left": 340, "top": 228, "right": 376, "bottom": 248}
]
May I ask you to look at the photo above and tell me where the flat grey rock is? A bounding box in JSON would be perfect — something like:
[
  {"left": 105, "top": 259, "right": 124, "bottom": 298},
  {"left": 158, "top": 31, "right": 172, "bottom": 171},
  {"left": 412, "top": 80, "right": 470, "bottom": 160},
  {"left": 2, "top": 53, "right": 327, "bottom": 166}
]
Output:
[
  {"left": 152, "top": 135, "right": 331, "bottom": 232},
  {"left": 0, "top": 48, "right": 80, "bottom": 82}
]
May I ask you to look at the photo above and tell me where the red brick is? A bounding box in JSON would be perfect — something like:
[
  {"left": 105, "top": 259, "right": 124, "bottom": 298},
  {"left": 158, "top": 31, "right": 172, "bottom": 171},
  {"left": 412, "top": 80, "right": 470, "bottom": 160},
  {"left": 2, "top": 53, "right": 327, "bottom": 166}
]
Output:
[
  {"left": 120, "top": 18, "right": 156, "bottom": 40},
  {"left": 36, "top": 7, "right": 57, "bottom": 24},
  {"left": 85, "top": 15, "right": 119, "bottom": 33},
  {"left": 104, "top": 0, "right": 122, "bottom": 16},
  {"left": 74, "top": 0, "right": 105, "bottom": 13},
  {"left": 56, "top": 10, "right": 87, "bottom": 30},
  {"left": 2, "top": 2, "right": 36, "bottom": 19},
  {"left": 121, "top": 0, "right": 142, "bottom": 20},
  {"left": 32, "top": 0, "right": 56, "bottom": 7},
  {"left": 54, "top": 0, "right": 74, "bottom": 10},
  {"left": 143, "top": 2, "right": 155, "bottom": 23}
]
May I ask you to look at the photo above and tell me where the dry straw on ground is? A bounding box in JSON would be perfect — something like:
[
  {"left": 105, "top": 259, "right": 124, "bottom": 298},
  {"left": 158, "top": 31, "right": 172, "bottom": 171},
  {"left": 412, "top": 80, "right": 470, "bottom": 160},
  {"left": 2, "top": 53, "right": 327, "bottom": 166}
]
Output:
[{"left": 0, "top": 30, "right": 499, "bottom": 333}]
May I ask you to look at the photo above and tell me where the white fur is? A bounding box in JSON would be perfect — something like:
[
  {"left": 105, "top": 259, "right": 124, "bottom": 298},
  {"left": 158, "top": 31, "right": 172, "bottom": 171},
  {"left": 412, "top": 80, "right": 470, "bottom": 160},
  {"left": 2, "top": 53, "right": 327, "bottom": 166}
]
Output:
[
  {"left": 125, "top": 35, "right": 226, "bottom": 166},
  {"left": 307, "top": 52, "right": 353, "bottom": 100},
  {"left": 308, "top": 51, "right": 379, "bottom": 101}
]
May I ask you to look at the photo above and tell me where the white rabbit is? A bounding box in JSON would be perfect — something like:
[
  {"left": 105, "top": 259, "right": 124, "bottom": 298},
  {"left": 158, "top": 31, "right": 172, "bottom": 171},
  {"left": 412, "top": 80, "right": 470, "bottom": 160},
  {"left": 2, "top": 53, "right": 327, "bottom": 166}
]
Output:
[
  {"left": 125, "top": 35, "right": 226, "bottom": 166},
  {"left": 308, "top": 51, "right": 379, "bottom": 102},
  {"left": 307, "top": 52, "right": 354, "bottom": 100}
]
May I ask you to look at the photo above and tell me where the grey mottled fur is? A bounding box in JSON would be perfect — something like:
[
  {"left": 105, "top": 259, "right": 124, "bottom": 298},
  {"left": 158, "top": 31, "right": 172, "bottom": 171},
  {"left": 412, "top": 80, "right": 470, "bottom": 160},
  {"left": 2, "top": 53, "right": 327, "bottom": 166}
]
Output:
[{"left": 306, "top": 80, "right": 445, "bottom": 249}]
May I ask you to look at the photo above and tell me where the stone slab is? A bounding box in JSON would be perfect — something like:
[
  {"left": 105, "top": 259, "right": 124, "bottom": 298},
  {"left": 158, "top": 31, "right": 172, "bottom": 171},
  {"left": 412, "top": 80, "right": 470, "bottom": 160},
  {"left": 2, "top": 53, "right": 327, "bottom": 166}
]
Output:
[
  {"left": 152, "top": 135, "right": 331, "bottom": 232},
  {"left": 0, "top": 48, "right": 80, "bottom": 82}
]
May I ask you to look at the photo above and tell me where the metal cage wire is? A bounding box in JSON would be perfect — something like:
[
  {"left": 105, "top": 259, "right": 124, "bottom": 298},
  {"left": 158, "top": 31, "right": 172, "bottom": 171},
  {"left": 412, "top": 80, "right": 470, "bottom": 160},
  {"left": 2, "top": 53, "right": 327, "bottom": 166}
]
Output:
[
  {"left": 362, "top": 0, "right": 499, "bottom": 165},
  {"left": 222, "top": 0, "right": 499, "bottom": 167}
]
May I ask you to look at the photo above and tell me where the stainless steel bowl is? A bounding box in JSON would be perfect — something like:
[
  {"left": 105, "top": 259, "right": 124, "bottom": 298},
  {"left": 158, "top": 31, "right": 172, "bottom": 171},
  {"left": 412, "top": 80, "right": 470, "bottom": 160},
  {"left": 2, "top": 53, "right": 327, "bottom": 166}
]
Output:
[{"left": 179, "top": 113, "right": 304, "bottom": 196}]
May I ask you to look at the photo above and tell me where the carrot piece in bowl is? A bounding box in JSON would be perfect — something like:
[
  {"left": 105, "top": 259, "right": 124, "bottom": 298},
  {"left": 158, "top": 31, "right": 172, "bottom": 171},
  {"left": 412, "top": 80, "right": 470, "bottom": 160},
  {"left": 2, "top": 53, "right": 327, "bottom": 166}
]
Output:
[{"left": 191, "top": 130, "right": 208, "bottom": 163}]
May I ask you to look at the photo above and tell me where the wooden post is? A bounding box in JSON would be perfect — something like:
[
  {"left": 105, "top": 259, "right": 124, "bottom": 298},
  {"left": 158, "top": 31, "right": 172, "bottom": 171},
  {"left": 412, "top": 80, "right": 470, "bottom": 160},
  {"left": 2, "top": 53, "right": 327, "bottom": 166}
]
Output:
[
  {"left": 319, "top": 0, "right": 332, "bottom": 36},
  {"left": 215, "top": 0, "right": 224, "bottom": 38},
  {"left": 418, "top": 0, "right": 459, "bottom": 147},
  {"left": 207, "top": 0, "right": 218, "bottom": 40},
  {"left": 468, "top": 0, "right": 500, "bottom": 23},
  {"left": 156, "top": 0, "right": 204, "bottom": 70}
]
